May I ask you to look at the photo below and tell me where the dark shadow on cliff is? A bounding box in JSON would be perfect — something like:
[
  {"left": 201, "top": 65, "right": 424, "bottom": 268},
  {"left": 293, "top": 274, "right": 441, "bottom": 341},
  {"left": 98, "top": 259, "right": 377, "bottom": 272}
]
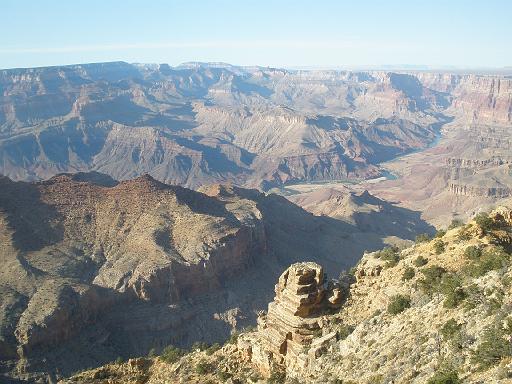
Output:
[
  {"left": 348, "top": 191, "right": 436, "bottom": 240},
  {"left": 0, "top": 176, "right": 64, "bottom": 252}
]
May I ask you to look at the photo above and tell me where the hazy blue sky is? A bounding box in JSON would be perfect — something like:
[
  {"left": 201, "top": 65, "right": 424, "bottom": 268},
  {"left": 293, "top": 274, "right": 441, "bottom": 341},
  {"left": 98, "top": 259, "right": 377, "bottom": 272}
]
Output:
[{"left": 1, "top": 0, "right": 510, "bottom": 69}]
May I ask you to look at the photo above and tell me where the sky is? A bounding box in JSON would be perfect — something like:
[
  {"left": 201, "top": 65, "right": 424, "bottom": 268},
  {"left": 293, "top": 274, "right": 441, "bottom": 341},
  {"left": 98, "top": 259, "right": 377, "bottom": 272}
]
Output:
[{"left": 1, "top": 0, "right": 511, "bottom": 69}]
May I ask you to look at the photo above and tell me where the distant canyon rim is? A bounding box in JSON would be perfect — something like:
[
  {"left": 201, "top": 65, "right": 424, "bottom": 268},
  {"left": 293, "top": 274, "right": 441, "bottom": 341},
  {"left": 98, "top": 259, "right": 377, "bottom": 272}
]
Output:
[{"left": 1, "top": 61, "right": 511, "bottom": 226}]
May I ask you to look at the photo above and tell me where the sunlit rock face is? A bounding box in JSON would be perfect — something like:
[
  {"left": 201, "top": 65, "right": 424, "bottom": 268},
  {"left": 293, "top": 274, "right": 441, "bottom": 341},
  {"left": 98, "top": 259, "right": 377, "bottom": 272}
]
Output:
[{"left": 239, "top": 262, "right": 343, "bottom": 376}]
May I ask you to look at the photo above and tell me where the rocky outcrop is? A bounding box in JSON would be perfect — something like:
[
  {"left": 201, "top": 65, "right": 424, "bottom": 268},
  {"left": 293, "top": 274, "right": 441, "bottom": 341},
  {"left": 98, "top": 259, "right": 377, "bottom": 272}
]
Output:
[
  {"left": 446, "top": 157, "right": 511, "bottom": 169},
  {"left": 414, "top": 72, "right": 512, "bottom": 125},
  {"left": 493, "top": 206, "right": 512, "bottom": 226},
  {"left": 239, "top": 262, "right": 343, "bottom": 376},
  {"left": 448, "top": 182, "right": 511, "bottom": 198}
]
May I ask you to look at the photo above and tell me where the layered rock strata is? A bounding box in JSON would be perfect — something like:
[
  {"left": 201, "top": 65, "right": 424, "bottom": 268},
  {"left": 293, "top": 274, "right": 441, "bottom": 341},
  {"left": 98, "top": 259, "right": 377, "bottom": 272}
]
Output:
[
  {"left": 448, "top": 182, "right": 512, "bottom": 198},
  {"left": 0, "top": 62, "right": 460, "bottom": 189},
  {"left": 239, "top": 262, "right": 343, "bottom": 376}
]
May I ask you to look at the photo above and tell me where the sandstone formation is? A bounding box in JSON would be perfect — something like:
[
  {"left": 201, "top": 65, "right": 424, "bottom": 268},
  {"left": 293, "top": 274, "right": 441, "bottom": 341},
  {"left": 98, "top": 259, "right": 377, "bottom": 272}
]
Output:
[
  {"left": 448, "top": 182, "right": 511, "bottom": 198},
  {"left": 239, "top": 262, "right": 343, "bottom": 375},
  {"left": 445, "top": 157, "right": 511, "bottom": 169}
]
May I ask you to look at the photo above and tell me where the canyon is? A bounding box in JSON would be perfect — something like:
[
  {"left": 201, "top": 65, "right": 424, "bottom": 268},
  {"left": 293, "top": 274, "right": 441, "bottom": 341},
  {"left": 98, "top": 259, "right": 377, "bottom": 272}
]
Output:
[
  {"left": 2, "top": 61, "right": 444, "bottom": 188},
  {"left": 0, "top": 172, "right": 429, "bottom": 382},
  {"left": 65, "top": 207, "right": 512, "bottom": 383},
  {"left": 1, "top": 61, "right": 511, "bottom": 382},
  {"left": 1, "top": 62, "right": 511, "bottom": 226}
]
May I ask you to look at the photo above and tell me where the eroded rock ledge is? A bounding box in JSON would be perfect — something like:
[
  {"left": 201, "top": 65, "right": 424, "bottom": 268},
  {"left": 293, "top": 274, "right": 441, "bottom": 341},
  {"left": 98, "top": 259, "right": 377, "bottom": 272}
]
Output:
[
  {"left": 239, "top": 262, "right": 344, "bottom": 376},
  {"left": 448, "top": 182, "right": 512, "bottom": 198}
]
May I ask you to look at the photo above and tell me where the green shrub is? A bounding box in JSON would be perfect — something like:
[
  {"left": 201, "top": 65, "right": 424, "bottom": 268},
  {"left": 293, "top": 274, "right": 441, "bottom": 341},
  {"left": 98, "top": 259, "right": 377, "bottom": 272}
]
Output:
[
  {"left": 191, "top": 342, "right": 209, "bottom": 351},
  {"left": 457, "top": 226, "right": 472, "bottom": 242},
  {"left": 463, "top": 284, "right": 485, "bottom": 310},
  {"left": 474, "top": 212, "right": 494, "bottom": 232},
  {"left": 443, "top": 289, "right": 466, "bottom": 308},
  {"left": 413, "top": 255, "right": 428, "bottom": 267},
  {"left": 387, "top": 294, "right": 411, "bottom": 315},
  {"left": 471, "top": 326, "right": 512, "bottom": 370},
  {"left": 367, "top": 374, "right": 383, "bottom": 384},
  {"left": 423, "top": 265, "right": 447, "bottom": 279},
  {"left": 337, "top": 324, "right": 355, "bottom": 340},
  {"left": 501, "top": 275, "right": 512, "bottom": 288},
  {"left": 464, "top": 245, "right": 482, "bottom": 260},
  {"left": 115, "top": 357, "right": 123, "bottom": 365},
  {"left": 374, "top": 247, "right": 400, "bottom": 268},
  {"left": 217, "top": 371, "right": 232, "bottom": 381},
  {"left": 434, "top": 240, "right": 445, "bottom": 255},
  {"left": 195, "top": 359, "right": 214, "bottom": 375},
  {"left": 250, "top": 373, "right": 263, "bottom": 382},
  {"left": 440, "top": 274, "right": 466, "bottom": 308},
  {"left": 418, "top": 266, "right": 466, "bottom": 306},
  {"left": 415, "top": 233, "right": 431, "bottom": 243},
  {"left": 419, "top": 265, "right": 447, "bottom": 294},
  {"left": 148, "top": 348, "right": 157, "bottom": 358},
  {"left": 426, "top": 369, "right": 460, "bottom": 384},
  {"left": 440, "top": 319, "right": 462, "bottom": 340},
  {"left": 267, "top": 366, "right": 286, "bottom": 384},
  {"left": 161, "top": 345, "right": 184, "bottom": 363},
  {"left": 486, "top": 295, "right": 504, "bottom": 314},
  {"left": 228, "top": 331, "right": 239, "bottom": 344},
  {"left": 504, "top": 317, "right": 512, "bottom": 335},
  {"left": 241, "top": 325, "right": 256, "bottom": 333},
  {"left": 435, "top": 229, "right": 447, "bottom": 238},
  {"left": 464, "top": 246, "right": 510, "bottom": 277},
  {"left": 448, "top": 219, "right": 463, "bottom": 230},
  {"left": 440, "top": 319, "right": 465, "bottom": 351},
  {"left": 402, "top": 266, "right": 415, "bottom": 281}
]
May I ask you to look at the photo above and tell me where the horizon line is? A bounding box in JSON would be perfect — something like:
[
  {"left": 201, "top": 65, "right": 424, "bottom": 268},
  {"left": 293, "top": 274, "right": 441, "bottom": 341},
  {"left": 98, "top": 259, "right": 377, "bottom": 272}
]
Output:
[{"left": 1, "top": 60, "right": 511, "bottom": 73}]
